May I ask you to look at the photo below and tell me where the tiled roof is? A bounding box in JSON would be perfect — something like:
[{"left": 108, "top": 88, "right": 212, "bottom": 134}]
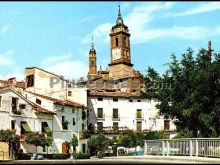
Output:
[
  {"left": 0, "top": 80, "right": 26, "bottom": 89},
  {"left": 27, "top": 91, "right": 89, "bottom": 109},
  {"left": 32, "top": 102, "right": 56, "bottom": 115}
]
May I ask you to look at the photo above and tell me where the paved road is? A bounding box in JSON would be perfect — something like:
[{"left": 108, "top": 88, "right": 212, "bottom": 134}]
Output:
[{"left": 1, "top": 156, "right": 219, "bottom": 164}]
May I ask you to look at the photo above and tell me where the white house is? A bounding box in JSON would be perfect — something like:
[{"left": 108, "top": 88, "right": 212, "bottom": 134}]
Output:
[
  {"left": 0, "top": 85, "right": 89, "bottom": 158},
  {"left": 88, "top": 90, "right": 176, "bottom": 138}
]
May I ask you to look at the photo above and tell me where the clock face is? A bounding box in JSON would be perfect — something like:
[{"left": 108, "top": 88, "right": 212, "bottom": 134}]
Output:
[{"left": 112, "top": 48, "right": 121, "bottom": 61}]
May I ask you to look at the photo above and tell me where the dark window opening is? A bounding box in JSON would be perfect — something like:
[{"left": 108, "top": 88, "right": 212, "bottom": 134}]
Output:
[
  {"left": 113, "top": 108, "right": 118, "bottom": 119},
  {"left": 113, "top": 98, "right": 118, "bottom": 102},
  {"left": 19, "top": 104, "right": 26, "bottom": 109},
  {"left": 82, "top": 123, "right": 85, "bottom": 131},
  {"left": 82, "top": 144, "right": 86, "bottom": 154},
  {"left": 73, "top": 118, "right": 76, "bottom": 125},
  {"left": 11, "top": 120, "right": 16, "bottom": 130},
  {"left": 164, "top": 120, "right": 170, "bottom": 130},
  {"left": 26, "top": 75, "right": 34, "bottom": 87},
  {"left": 36, "top": 98, "right": 41, "bottom": 105},
  {"left": 115, "top": 37, "right": 119, "bottom": 47},
  {"left": 129, "top": 99, "right": 133, "bottom": 102},
  {"left": 12, "top": 97, "right": 20, "bottom": 115},
  {"left": 98, "top": 97, "right": 103, "bottom": 101},
  {"left": 68, "top": 91, "right": 72, "bottom": 96},
  {"left": 97, "top": 108, "right": 103, "bottom": 118}
]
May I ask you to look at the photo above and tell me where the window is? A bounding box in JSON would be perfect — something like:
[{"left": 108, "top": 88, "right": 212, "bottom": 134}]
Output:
[
  {"left": 68, "top": 83, "right": 72, "bottom": 88},
  {"left": 98, "top": 97, "right": 103, "bottom": 101},
  {"left": 113, "top": 98, "right": 118, "bottom": 102},
  {"left": 136, "top": 122, "right": 142, "bottom": 131},
  {"left": 19, "top": 104, "right": 26, "bottom": 109},
  {"left": 82, "top": 123, "right": 85, "bottom": 131},
  {"left": 115, "top": 37, "right": 119, "bottom": 47},
  {"left": 72, "top": 109, "right": 75, "bottom": 113},
  {"left": 68, "top": 91, "right": 72, "bottom": 96},
  {"left": 164, "top": 120, "right": 170, "bottom": 130},
  {"left": 0, "top": 96, "right": 2, "bottom": 107},
  {"left": 36, "top": 98, "right": 41, "bottom": 105},
  {"left": 43, "top": 146, "right": 46, "bottom": 152},
  {"left": 82, "top": 144, "right": 86, "bottom": 154},
  {"left": 73, "top": 118, "right": 76, "bottom": 125},
  {"left": 97, "top": 108, "right": 103, "bottom": 119},
  {"left": 129, "top": 99, "right": 133, "bottom": 102},
  {"left": 26, "top": 75, "right": 34, "bottom": 87},
  {"left": 136, "top": 109, "right": 142, "bottom": 118},
  {"left": 41, "top": 122, "right": 48, "bottom": 133},
  {"left": 137, "top": 100, "right": 141, "bottom": 102},
  {"left": 113, "top": 108, "right": 118, "bottom": 119},
  {"left": 12, "top": 97, "right": 20, "bottom": 114},
  {"left": 11, "top": 120, "right": 16, "bottom": 130},
  {"left": 62, "top": 116, "right": 65, "bottom": 123}
]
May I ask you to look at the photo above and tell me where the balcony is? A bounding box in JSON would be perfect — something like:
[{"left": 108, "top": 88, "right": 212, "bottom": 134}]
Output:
[
  {"left": 112, "top": 114, "right": 120, "bottom": 121},
  {"left": 96, "top": 114, "right": 105, "bottom": 120},
  {"left": 93, "top": 126, "right": 129, "bottom": 134}
]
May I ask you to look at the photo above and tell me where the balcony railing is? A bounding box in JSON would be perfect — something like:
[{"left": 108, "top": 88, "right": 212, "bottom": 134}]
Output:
[
  {"left": 97, "top": 114, "right": 105, "bottom": 120},
  {"left": 112, "top": 114, "right": 120, "bottom": 121},
  {"left": 93, "top": 126, "right": 129, "bottom": 134}
]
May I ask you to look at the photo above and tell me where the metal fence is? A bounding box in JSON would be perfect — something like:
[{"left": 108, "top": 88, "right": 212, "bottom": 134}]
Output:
[{"left": 144, "top": 138, "right": 220, "bottom": 158}]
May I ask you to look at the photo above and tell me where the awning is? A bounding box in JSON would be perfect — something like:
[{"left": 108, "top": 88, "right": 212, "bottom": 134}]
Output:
[{"left": 21, "top": 122, "right": 31, "bottom": 132}]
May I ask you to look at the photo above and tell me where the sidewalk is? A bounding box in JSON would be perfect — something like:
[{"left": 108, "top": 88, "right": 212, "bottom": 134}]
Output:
[{"left": 102, "top": 155, "right": 220, "bottom": 163}]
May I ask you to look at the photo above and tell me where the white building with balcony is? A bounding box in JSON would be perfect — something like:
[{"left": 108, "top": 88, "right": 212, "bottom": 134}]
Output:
[{"left": 88, "top": 91, "right": 176, "bottom": 138}]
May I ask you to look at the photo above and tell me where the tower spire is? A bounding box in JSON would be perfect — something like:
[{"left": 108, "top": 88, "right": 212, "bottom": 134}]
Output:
[
  {"left": 118, "top": 4, "right": 121, "bottom": 17},
  {"left": 91, "top": 35, "right": 94, "bottom": 50},
  {"left": 208, "top": 40, "right": 211, "bottom": 52}
]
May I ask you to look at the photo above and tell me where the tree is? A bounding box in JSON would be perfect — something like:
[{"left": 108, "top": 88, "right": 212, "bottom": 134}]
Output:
[
  {"left": 87, "top": 134, "right": 110, "bottom": 156},
  {"left": 117, "top": 130, "right": 137, "bottom": 148},
  {"left": 70, "top": 134, "right": 78, "bottom": 153},
  {"left": 0, "top": 129, "right": 20, "bottom": 159},
  {"left": 145, "top": 131, "right": 168, "bottom": 140},
  {"left": 143, "top": 46, "right": 220, "bottom": 138},
  {"left": 41, "top": 136, "right": 52, "bottom": 155},
  {"left": 25, "top": 132, "right": 45, "bottom": 152}
]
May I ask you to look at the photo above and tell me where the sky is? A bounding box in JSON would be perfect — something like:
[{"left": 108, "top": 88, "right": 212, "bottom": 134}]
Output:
[{"left": 1, "top": 1, "right": 220, "bottom": 81}]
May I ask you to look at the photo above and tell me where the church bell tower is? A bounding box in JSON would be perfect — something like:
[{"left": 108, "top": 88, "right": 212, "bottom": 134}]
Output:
[
  {"left": 109, "top": 5, "right": 134, "bottom": 79},
  {"left": 88, "top": 37, "right": 97, "bottom": 80}
]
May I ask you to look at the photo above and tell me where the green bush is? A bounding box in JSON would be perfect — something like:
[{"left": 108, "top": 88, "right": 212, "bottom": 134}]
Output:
[
  {"left": 72, "top": 153, "right": 90, "bottom": 159},
  {"left": 97, "top": 151, "right": 105, "bottom": 158}
]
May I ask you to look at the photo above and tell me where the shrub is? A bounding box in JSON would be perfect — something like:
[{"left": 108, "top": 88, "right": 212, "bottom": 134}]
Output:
[
  {"left": 97, "top": 151, "right": 105, "bottom": 159},
  {"left": 21, "top": 153, "right": 32, "bottom": 160},
  {"left": 72, "top": 153, "right": 90, "bottom": 159}
]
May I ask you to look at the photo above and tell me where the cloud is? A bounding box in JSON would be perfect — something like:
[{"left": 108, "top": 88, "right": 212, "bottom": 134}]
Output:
[
  {"left": 0, "top": 67, "right": 25, "bottom": 81},
  {"left": 1, "top": 24, "right": 10, "bottom": 34},
  {"left": 173, "top": 2, "right": 220, "bottom": 17},
  {"left": 0, "top": 50, "right": 14, "bottom": 66},
  {"left": 46, "top": 61, "right": 88, "bottom": 80},
  {"left": 132, "top": 26, "right": 220, "bottom": 44},
  {"left": 41, "top": 53, "right": 72, "bottom": 66},
  {"left": 82, "top": 23, "right": 112, "bottom": 45},
  {"left": 41, "top": 53, "right": 88, "bottom": 80}
]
